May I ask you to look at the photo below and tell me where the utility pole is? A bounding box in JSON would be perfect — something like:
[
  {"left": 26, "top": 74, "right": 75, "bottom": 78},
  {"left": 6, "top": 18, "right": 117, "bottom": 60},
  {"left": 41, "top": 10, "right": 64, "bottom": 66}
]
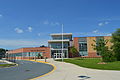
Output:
[{"left": 62, "top": 24, "right": 64, "bottom": 62}]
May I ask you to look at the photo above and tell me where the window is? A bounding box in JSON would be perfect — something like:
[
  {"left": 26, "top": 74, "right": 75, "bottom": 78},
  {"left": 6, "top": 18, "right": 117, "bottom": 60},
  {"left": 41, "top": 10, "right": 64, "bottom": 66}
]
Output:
[
  {"left": 78, "top": 37, "right": 88, "bottom": 56},
  {"left": 50, "top": 43, "right": 69, "bottom": 49}
]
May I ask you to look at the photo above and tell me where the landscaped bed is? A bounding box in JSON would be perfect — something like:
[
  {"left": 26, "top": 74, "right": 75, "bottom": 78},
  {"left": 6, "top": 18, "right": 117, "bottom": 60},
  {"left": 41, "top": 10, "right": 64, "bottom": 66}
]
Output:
[
  {"left": 56, "top": 58, "right": 120, "bottom": 70},
  {"left": 0, "top": 64, "right": 16, "bottom": 68}
]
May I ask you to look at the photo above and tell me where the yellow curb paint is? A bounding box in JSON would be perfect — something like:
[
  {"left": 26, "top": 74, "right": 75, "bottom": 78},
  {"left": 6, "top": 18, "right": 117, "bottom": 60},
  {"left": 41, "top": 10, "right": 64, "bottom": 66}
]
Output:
[{"left": 25, "top": 59, "right": 56, "bottom": 80}]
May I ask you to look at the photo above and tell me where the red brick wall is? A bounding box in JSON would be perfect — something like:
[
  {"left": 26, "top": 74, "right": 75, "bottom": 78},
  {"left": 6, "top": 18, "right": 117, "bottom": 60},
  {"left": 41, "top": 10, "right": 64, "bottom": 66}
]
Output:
[
  {"left": 7, "top": 47, "right": 51, "bottom": 59},
  {"left": 7, "top": 48, "right": 23, "bottom": 54},
  {"left": 73, "top": 37, "right": 101, "bottom": 58},
  {"left": 22, "top": 47, "right": 51, "bottom": 58},
  {"left": 73, "top": 37, "right": 79, "bottom": 51}
]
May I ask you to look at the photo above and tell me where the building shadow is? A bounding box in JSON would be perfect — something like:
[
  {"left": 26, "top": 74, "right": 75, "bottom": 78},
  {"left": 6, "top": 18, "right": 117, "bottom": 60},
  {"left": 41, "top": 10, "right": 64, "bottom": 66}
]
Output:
[{"left": 78, "top": 75, "right": 91, "bottom": 80}]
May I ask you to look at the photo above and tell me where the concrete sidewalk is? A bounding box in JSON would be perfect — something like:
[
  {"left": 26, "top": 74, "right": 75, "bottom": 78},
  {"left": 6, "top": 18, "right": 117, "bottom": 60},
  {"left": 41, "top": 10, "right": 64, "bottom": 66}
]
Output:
[{"left": 36, "top": 59, "right": 120, "bottom": 80}]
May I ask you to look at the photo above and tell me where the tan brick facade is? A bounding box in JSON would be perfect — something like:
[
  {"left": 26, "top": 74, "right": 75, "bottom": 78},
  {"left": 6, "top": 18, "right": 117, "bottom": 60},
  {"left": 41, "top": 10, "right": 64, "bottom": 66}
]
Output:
[
  {"left": 87, "top": 37, "right": 97, "bottom": 57},
  {"left": 73, "top": 36, "right": 112, "bottom": 58},
  {"left": 104, "top": 36, "right": 112, "bottom": 49}
]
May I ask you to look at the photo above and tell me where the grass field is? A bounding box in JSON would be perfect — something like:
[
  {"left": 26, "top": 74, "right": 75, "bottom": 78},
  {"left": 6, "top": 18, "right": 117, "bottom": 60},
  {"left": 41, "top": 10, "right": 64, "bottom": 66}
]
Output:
[{"left": 56, "top": 58, "right": 120, "bottom": 70}]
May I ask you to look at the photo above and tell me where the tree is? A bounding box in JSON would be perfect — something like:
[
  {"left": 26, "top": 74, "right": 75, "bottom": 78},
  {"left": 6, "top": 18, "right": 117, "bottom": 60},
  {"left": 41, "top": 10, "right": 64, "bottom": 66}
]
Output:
[
  {"left": 111, "top": 28, "right": 120, "bottom": 61},
  {"left": 92, "top": 39, "right": 115, "bottom": 62},
  {"left": 0, "top": 48, "right": 6, "bottom": 59},
  {"left": 69, "top": 46, "right": 79, "bottom": 58},
  {"left": 40, "top": 45, "right": 46, "bottom": 47}
]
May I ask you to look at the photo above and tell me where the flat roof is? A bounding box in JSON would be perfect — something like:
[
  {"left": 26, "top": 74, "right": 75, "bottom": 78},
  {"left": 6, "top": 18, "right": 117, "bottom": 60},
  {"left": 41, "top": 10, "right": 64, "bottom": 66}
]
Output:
[
  {"left": 7, "top": 47, "right": 49, "bottom": 51},
  {"left": 48, "top": 39, "right": 70, "bottom": 43},
  {"left": 50, "top": 33, "right": 72, "bottom": 36},
  {"left": 74, "top": 36, "right": 111, "bottom": 38}
]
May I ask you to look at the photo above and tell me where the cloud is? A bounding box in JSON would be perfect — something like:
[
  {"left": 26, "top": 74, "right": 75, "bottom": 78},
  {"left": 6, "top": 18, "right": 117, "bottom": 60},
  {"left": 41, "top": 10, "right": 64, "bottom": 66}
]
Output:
[
  {"left": 73, "top": 31, "right": 112, "bottom": 37},
  {"left": 14, "top": 28, "right": 23, "bottom": 33},
  {"left": 37, "top": 33, "right": 49, "bottom": 37},
  {"left": 105, "top": 22, "right": 109, "bottom": 24},
  {"left": 98, "top": 21, "right": 109, "bottom": 26},
  {"left": 98, "top": 23, "right": 104, "bottom": 26},
  {"left": 51, "top": 22, "right": 60, "bottom": 26},
  {"left": 43, "top": 20, "right": 49, "bottom": 25},
  {"left": 43, "top": 20, "right": 60, "bottom": 26},
  {"left": 38, "top": 33, "right": 41, "bottom": 36},
  {"left": 27, "top": 26, "right": 32, "bottom": 32},
  {"left": 0, "top": 39, "right": 48, "bottom": 49},
  {"left": 93, "top": 30, "right": 98, "bottom": 33},
  {"left": 106, "top": 33, "right": 112, "bottom": 36},
  {"left": 0, "top": 14, "right": 3, "bottom": 17}
]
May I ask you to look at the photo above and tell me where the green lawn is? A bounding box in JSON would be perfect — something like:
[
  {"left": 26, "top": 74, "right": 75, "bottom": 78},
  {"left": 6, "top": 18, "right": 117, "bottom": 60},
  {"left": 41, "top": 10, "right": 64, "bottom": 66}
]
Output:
[
  {"left": 0, "top": 64, "right": 16, "bottom": 67},
  {"left": 56, "top": 58, "right": 120, "bottom": 70}
]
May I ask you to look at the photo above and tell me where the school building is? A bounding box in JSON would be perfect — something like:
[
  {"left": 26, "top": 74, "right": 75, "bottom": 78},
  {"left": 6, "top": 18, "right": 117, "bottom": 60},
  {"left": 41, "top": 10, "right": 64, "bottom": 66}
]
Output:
[
  {"left": 6, "top": 47, "right": 50, "bottom": 60},
  {"left": 6, "top": 33, "right": 112, "bottom": 59}
]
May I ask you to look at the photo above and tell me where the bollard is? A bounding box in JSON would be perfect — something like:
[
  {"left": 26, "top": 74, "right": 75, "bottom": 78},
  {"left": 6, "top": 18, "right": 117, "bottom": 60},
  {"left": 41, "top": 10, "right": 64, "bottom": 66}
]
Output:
[{"left": 45, "top": 57, "right": 47, "bottom": 62}]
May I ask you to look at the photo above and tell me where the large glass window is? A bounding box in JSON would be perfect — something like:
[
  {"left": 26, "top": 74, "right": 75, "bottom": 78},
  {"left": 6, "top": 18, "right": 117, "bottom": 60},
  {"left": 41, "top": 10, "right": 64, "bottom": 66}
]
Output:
[
  {"left": 79, "top": 43, "right": 87, "bottom": 51},
  {"left": 78, "top": 37, "right": 88, "bottom": 56},
  {"left": 50, "top": 42, "right": 69, "bottom": 49},
  {"left": 52, "top": 35, "right": 72, "bottom": 40}
]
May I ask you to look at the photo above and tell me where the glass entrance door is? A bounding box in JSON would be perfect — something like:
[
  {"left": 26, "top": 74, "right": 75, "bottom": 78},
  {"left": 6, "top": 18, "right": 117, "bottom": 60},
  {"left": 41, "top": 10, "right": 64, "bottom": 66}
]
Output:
[{"left": 54, "top": 53, "right": 62, "bottom": 58}]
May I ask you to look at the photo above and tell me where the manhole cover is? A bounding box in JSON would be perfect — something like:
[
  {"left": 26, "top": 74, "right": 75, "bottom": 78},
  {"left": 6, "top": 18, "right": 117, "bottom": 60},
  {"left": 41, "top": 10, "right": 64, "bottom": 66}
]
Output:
[{"left": 25, "top": 70, "right": 30, "bottom": 72}]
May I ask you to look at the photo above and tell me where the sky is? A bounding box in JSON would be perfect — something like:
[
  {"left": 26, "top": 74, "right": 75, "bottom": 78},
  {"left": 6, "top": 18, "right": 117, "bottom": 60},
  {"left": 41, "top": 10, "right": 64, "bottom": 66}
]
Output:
[{"left": 0, "top": 0, "right": 120, "bottom": 49}]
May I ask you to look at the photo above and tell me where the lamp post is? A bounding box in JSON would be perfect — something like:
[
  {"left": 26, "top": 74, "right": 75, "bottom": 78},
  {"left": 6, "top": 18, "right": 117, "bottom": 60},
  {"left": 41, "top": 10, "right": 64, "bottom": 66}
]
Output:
[{"left": 62, "top": 24, "right": 64, "bottom": 62}]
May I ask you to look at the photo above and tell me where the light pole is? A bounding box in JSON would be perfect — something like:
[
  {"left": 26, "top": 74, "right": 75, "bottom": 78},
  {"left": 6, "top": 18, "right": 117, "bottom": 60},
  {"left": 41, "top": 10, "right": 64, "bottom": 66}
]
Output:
[{"left": 62, "top": 24, "right": 64, "bottom": 62}]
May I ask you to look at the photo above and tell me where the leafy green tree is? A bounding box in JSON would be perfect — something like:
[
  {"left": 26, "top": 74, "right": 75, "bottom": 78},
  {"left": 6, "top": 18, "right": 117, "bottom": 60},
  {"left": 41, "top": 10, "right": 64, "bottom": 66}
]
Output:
[
  {"left": 69, "top": 46, "right": 79, "bottom": 57},
  {"left": 111, "top": 28, "right": 120, "bottom": 61},
  {"left": 0, "top": 48, "right": 6, "bottom": 59},
  {"left": 92, "top": 39, "right": 115, "bottom": 62},
  {"left": 37, "top": 53, "right": 41, "bottom": 59}
]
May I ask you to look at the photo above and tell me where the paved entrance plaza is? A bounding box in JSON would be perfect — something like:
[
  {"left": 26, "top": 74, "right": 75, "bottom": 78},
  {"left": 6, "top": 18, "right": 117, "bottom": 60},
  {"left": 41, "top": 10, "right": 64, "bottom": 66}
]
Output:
[{"left": 36, "top": 59, "right": 120, "bottom": 80}]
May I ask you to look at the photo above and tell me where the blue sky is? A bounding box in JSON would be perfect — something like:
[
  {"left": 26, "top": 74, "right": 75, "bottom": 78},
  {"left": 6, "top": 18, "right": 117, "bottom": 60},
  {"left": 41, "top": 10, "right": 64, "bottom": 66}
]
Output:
[{"left": 0, "top": 0, "right": 120, "bottom": 49}]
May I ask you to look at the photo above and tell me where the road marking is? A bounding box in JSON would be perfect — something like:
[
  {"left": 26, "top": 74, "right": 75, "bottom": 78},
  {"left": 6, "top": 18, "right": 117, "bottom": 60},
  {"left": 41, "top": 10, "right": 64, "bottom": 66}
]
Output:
[{"left": 25, "top": 60, "right": 56, "bottom": 80}]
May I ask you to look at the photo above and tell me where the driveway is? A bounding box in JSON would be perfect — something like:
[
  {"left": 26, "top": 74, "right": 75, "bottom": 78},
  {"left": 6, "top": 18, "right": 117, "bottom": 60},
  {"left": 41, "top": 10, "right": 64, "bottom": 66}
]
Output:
[{"left": 0, "top": 60, "right": 54, "bottom": 80}]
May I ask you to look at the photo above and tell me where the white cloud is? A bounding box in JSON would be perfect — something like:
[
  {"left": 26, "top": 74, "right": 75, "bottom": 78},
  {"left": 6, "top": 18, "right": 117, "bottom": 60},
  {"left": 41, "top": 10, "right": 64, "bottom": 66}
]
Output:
[
  {"left": 43, "top": 20, "right": 60, "bottom": 26},
  {"left": 0, "top": 14, "right": 3, "bottom": 17},
  {"left": 38, "top": 33, "right": 41, "bottom": 36},
  {"left": 51, "top": 22, "right": 60, "bottom": 26},
  {"left": 43, "top": 20, "right": 49, "bottom": 25},
  {"left": 106, "top": 33, "right": 112, "bottom": 36},
  {"left": 73, "top": 32, "right": 112, "bottom": 37},
  {"left": 93, "top": 30, "right": 98, "bottom": 33},
  {"left": 98, "top": 21, "right": 109, "bottom": 26},
  {"left": 98, "top": 23, "right": 104, "bottom": 26},
  {"left": 27, "top": 26, "right": 32, "bottom": 32},
  {"left": 37, "top": 33, "right": 49, "bottom": 37},
  {"left": 14, "top": 28, "right": 23, "bottom": 33},
  {"left": 105, "top": 22, "right": 109, "bottom": 24},
  {"left": 0, "top": 39, "right": 47, "bottom": 48}
]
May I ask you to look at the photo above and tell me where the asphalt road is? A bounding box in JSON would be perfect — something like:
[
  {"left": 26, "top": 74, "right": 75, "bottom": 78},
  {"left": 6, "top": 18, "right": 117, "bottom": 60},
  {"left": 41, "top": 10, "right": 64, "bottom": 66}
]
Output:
[{"left": 0, "top": 60, "right": 54, "bottom": 80}]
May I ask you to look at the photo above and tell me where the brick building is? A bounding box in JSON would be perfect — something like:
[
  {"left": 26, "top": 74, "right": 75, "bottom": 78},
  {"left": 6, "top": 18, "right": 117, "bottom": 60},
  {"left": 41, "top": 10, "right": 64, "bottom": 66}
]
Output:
[
  {"left": 6, "top": 47, "right": 50, "bottom": 60},
  {"left": 73, "top": 36, "right": 112, "bottom": 58},
  {"left": 6, "top": 33, "right": 112, "bottom": 59},
  {"left": 48, "top": 33, "right": 72, "bottom": 58}
]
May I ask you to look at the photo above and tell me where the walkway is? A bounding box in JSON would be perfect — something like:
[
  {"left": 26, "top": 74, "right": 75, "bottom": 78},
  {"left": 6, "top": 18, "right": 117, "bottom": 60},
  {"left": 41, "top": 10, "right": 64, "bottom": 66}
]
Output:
[{"left": 36, "top": 59, "right": 120, "bottom": 80}]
